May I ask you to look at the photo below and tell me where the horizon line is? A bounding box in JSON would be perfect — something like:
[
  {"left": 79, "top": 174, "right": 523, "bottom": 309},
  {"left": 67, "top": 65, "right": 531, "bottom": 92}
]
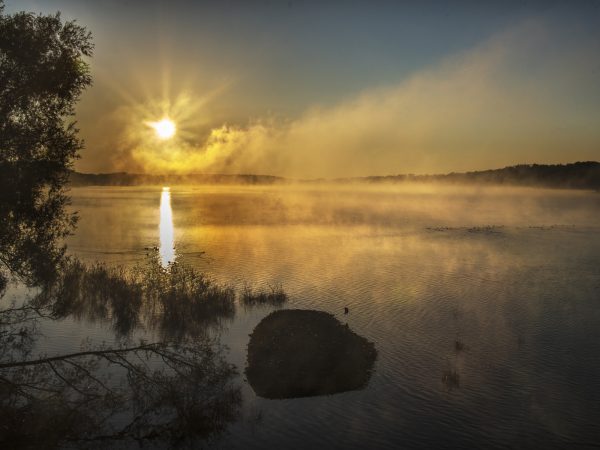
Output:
[{"left": 70, "top": 160, "right": 600, "bottom": 181}]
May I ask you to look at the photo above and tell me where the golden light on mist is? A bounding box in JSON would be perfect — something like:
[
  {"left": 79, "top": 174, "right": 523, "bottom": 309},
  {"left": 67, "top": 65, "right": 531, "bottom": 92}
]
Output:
[
  {"left": 110, "top": 92, "right": 219, "bottom": 173},
  {"left": 148, "top": 118, "right": 176, "bottom": 140}
]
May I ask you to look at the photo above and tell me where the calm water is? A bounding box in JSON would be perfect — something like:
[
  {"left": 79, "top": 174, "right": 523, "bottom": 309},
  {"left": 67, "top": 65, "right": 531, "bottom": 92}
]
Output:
[{"left": 7, "top": 184, "right": 600, "bottom": 448}]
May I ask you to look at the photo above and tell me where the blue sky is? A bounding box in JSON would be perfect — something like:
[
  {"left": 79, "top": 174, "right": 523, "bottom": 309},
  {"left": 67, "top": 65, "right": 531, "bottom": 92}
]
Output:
[{"left": 5, "top": 0, "right": 600, "bottom": 176}]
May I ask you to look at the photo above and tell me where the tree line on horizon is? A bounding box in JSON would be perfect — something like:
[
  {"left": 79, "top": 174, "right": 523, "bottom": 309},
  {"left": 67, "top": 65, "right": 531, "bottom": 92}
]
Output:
[
  {"left": 358, "top": 161, "right": 600, "bottom": 190},
  {"left": 69, "top": 161, "right": 600, "bottom": 190}
]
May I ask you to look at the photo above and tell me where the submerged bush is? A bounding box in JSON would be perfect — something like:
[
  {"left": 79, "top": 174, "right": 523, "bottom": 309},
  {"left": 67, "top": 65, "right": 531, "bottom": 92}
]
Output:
[
  {"left": 36, "top": 255, "right": 236, "bottom": 338},
  {"left": 241, "top": 283, "right": 288, "bottom": 308},
  {"left": 246, "top": 309, "right": 377, "bottom": 399}
]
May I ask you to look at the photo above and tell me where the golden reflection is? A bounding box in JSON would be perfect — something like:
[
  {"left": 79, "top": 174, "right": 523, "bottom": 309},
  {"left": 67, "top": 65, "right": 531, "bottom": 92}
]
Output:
[{"left": 159, "top": 187, "right": 175, "bottom": 267}]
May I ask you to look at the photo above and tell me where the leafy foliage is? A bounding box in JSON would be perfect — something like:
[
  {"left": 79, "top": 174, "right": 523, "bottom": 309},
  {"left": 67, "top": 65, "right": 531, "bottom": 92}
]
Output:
[
  {"left": 0, "top": 1, "right": 92, "bottom": 166},
  {"left": 0, "top": 2, "right": 92, "bottom": 286}
]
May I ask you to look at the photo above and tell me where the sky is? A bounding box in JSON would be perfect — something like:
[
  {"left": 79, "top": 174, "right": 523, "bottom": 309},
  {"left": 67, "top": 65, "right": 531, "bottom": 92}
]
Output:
[{"left": 5, "top": 0, "right": 600, "bottom": 177}]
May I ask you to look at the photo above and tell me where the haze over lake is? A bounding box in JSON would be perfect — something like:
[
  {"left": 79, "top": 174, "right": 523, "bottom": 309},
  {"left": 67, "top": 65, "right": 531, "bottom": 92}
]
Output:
[
  {"left": 6, "top": 183, "right": 596, "bottom": 449},
  {"left": 3, "top": 1, "right": 600, "bottom": 447}
]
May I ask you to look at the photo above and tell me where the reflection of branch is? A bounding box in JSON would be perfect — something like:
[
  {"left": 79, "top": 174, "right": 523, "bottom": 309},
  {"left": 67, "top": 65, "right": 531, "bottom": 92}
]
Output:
[
  {"left": 0, "top": 375, "right": 61, "bottom": 395},
  {"left": 1, "top": 338, "right": 241, "bottom": 447},
  {"left": 0, "top": 305, "right": 45, "bottom": 316},
  {"left": 0, "top": 342, "right": 162, "bottom": 369},
  {"left": 63, "top": 358, "right": 113, "bottom": 393},
  {"left": 0, "top": 305, "right": 52, "bottom": 325},
  {"left": 1, "top": 253, "right": 249, "bottom": 446}
]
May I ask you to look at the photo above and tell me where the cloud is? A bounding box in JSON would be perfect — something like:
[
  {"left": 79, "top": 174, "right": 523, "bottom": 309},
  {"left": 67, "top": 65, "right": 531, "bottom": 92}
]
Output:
[{"left": 115, "top": 18, "right": 600, "bottom": 177}]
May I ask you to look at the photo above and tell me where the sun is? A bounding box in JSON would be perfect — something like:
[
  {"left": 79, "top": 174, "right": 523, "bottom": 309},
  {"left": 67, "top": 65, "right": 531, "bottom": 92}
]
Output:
[{"left": 149, "top": 118, "right": 176, "bottom": 140}]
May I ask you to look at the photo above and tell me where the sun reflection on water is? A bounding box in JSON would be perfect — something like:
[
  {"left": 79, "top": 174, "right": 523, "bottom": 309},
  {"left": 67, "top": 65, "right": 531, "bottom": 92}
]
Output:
[{"left": 159, "top": 187, "right": 175, "bottom": 267}]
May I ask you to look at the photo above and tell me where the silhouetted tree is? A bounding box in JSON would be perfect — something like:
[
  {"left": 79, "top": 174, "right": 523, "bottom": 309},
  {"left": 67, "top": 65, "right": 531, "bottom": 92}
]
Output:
[
  {"left": 0, "top": 2, "right": 92, "bottom": 285},
  {"left": 0, "top": 1, "right": 92, "bottom": 167}
]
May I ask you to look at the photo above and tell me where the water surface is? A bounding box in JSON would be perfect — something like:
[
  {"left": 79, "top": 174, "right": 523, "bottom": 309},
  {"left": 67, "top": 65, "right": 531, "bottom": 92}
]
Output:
[{"left": 9, "top": 184, "right": 600, "bottom": 449}]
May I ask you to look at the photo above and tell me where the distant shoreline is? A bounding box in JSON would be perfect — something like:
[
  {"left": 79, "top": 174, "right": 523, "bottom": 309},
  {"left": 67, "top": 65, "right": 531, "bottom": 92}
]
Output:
[{"left": 69, "top": 161, "right": 600, "bottom": 191}]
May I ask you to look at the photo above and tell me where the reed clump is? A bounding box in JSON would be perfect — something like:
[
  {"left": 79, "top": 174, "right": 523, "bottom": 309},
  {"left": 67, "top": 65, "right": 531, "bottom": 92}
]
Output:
[
  {"left": 36, "top": 255, "right": 236, "bottom": 337},
  {"left": 241, "top": 284, "right": 288, "bottom": 307}
]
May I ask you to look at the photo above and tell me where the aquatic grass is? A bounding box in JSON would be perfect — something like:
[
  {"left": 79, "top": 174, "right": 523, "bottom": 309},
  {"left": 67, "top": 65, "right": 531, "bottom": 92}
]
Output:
[
  {"left": 36, "top": 255, "right": 236, "bottom": 338},
  {"left": 137, "top": 259, "right": 235, "bottom": 316},
  {"left": 241, "top": 283, "right": 288, "bottom": 308},
  {"left": 425, "top": 225, "right": 504, "bottom": 234}
]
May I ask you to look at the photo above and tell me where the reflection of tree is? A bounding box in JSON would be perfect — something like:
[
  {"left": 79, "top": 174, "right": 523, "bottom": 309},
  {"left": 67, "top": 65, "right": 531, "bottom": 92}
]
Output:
[
  {"left": 0, "top": 327, "right": 240, "bottom": 447},
  {"left": 0, "top": 260, "right": 242, "bottom": 448},
  {"left": 0, "top": 164, "right": 75, "bottom": 288}
]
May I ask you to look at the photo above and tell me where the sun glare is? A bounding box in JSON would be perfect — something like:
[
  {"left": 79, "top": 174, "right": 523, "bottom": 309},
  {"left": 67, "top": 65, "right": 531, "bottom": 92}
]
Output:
[{"left": 149, "top": 118, "right": 176, "bottom": 140}]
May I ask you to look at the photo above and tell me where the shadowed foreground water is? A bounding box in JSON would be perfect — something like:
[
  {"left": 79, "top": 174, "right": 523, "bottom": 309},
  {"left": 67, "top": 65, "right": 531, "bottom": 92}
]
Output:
[{"left": 5, "top": 184, "right": 600, "bottom": 449}]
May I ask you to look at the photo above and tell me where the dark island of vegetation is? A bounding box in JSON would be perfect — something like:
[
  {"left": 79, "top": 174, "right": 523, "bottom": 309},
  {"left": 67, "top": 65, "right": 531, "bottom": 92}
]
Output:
[{"left": 245, "top": 309, "right": 377, "bottom": 399}]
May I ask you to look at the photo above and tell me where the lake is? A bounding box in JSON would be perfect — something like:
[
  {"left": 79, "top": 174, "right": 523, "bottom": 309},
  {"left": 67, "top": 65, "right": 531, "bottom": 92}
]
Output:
[{"left": 3, "top": 183, "right": 600, "bottom": 449}]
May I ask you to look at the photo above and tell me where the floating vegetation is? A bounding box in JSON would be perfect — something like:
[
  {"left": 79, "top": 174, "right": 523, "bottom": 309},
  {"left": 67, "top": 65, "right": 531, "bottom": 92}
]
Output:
[
  {"left": 426, "top": 226, "right": 462, "bottom": 232},
  {"left": 241, "top": 284, "right": 288, "bottom": 308},
  {"left": 246, "top": 309, "right": 377, "bottom": 399},
  {"left": 466, "top": 225, "right": 504, "bottom": 234},
  {"left": 427, "top": 224, "right": 579, "bottom": 234},
  {"left": 525, "top": 224, "right": 576, "bottom": 230},
  {"left": 425, "top": 225, "right": 504, "bottom": 234}
]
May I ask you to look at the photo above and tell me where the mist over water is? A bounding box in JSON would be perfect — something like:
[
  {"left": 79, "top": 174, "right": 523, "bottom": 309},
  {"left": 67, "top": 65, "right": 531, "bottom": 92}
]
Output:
[
  {"left": 3, "top": 1, "right": 600, "bottom": 447},
  {"left": 51, "top": 183, "right": 600, "bottom": 448}
]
